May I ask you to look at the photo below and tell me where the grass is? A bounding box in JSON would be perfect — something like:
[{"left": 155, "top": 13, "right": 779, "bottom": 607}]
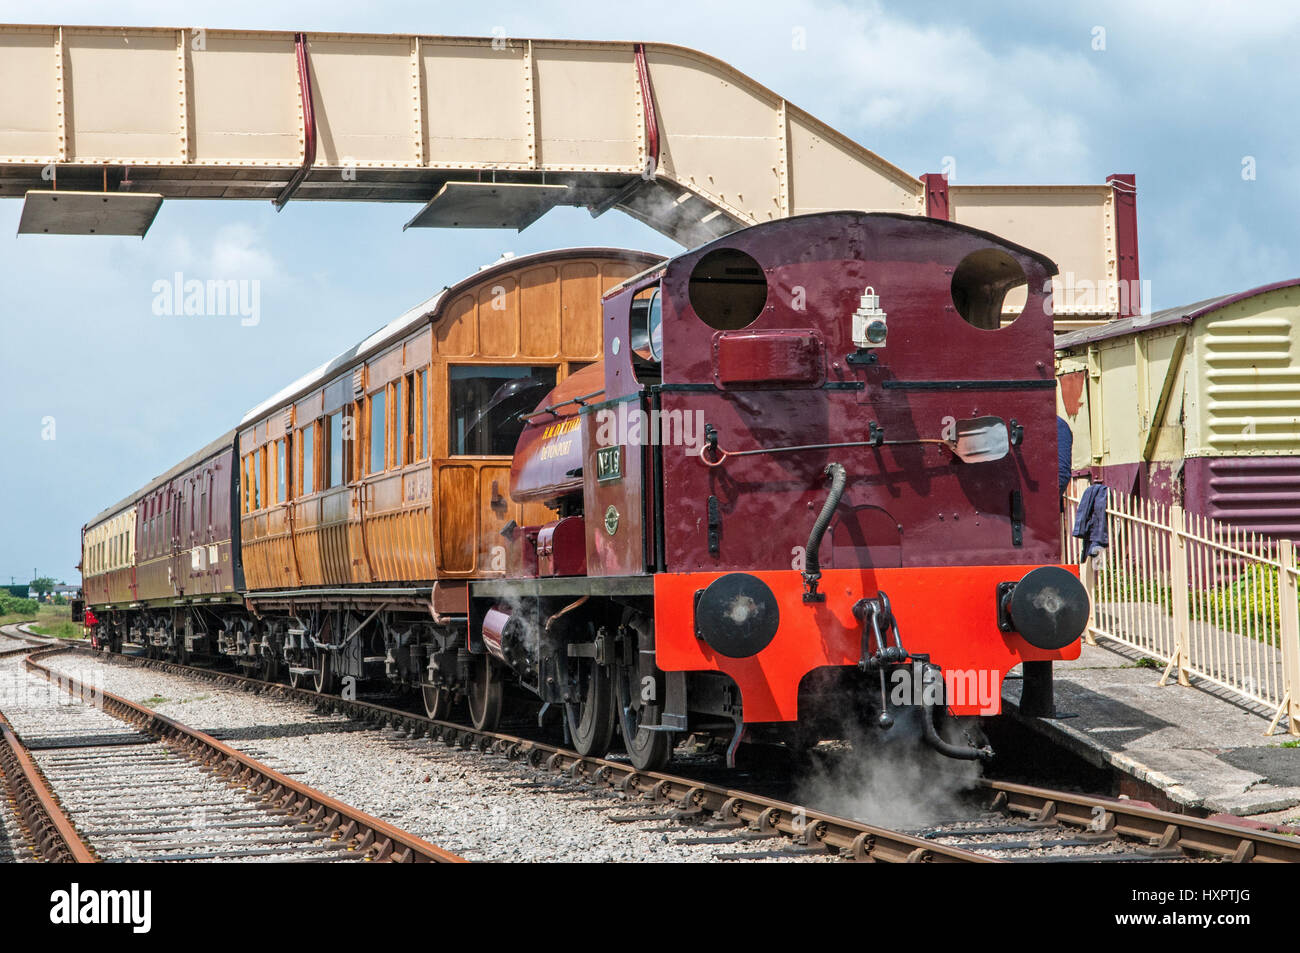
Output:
[
  {"left": 139, "top": 695, "right": 169, "bottom": 707},
  {"left": 1, "top": 602, "right": 84, "bottom": 638}
]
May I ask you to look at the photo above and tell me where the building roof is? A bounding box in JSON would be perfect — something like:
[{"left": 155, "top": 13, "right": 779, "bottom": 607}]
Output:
[{"left": 1055, "top": 278, "right": 1300, "bottom": 350}]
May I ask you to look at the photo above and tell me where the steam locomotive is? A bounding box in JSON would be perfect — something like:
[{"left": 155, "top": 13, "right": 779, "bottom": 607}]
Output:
[{"left": 80, "top": 212, "right": 1088, "bottom": 771}]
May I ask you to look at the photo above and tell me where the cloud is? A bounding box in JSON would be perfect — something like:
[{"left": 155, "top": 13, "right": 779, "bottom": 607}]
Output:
[{"left": 208, "top": 224, "right": 277, "bottom": 279}]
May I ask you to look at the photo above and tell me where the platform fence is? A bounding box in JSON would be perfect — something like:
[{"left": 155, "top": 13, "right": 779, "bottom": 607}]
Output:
[{"left": 1063, "top": 480, "right": 1300, "bottom": 735}]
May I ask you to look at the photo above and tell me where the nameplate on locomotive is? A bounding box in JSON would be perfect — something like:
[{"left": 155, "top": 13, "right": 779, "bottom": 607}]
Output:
[{"left": 596, "top": 446, "right": 622, "bottom": 483}]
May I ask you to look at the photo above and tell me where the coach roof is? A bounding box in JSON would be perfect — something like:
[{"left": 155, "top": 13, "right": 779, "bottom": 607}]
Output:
[
  {"left": 85, "top": 429, "right": 237, "bottom": 530},
  {"left": 238, "top": 246, "right": 662, "bottom": 427}
]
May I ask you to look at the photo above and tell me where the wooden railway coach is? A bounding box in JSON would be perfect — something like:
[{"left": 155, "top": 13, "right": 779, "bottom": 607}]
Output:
[{"left": 228, "top": 248, "right": 661, "bottom": 696}]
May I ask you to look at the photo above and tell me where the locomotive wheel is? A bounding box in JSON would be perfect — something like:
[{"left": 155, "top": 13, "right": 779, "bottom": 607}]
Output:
[
  {"left": 467, "top": 656, "right": 503, "bottom": 731},
  {"left": 565, "top": 660, "right": 615, "bottom": 759},
  {"left": 616, "top": 618, "right": 673, "bottom": 772},
  {"left": 314, "top": 652, "right": 338, "bottom": 695},
  {"left": 421, "top": 683, "right": 453, "bottom": 721},
  {"left": 258, "top": 651, "right": 281, "bottom": 683}
]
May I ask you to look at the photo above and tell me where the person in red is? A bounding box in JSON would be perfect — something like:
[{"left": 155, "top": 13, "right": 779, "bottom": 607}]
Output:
[{"left": 84, "top": 607, "right": 99, "bottom": 645}]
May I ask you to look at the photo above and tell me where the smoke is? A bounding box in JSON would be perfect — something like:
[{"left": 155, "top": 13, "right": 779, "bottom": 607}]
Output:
[{"left": 792, "top": 709, "right": 983, "bottom": 831}]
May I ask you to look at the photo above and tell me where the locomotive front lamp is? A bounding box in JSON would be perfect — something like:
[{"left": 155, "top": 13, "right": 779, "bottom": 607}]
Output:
[{"left": 851, "top": 285, "right": 887, "bottom": 348}]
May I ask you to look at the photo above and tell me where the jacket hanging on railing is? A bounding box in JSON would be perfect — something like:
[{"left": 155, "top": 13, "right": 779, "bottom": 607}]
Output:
[{"left": 1072, "top": 484, "right": 1109, "bottom": 558}]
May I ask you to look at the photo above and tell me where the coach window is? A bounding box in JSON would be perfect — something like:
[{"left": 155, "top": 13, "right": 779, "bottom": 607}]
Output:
[
  {"left": 199, "top": 477, "right": 208, "bottom": 536},
  {"left": 449, "top": 365, "right": 557, "bottom": 455},
  {"left": 300, "top": 425, "right": 315, "bottom": 496},
  {"left": 253, "top": 449, "right": 263, "bottom": 510},
  {"left": 418, "top": 369, "right": 429, "bottom": 460},
  {"left": 277, "top": 438, "right": 288, "bottom": 502},
  {"left": 390, "top": 381, "right": 403, "bottom": 467},
  {"left": 328, "top": 412, "right": 343, "bottom": 488},
  {"left": 347, "top": 402, "right": 361, "bottom": 483},
  {"left": 369, "top": 388, "right": 386, "bottom": 474},
  {"left": 401, "top": 374, "right": 414, "bottom": 465},
  {"left": 267, "top": 445, "right": 276, "bottom": 505}
]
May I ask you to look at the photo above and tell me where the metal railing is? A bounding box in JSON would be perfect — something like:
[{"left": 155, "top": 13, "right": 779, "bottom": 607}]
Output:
[{"left": 1063, "top": 480, "right": 1300, "bottom": 735}]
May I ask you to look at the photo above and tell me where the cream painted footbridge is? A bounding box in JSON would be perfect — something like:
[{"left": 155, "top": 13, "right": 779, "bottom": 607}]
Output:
[{"left": 0, "top": 24, "right": 1139, "bottom": 325}]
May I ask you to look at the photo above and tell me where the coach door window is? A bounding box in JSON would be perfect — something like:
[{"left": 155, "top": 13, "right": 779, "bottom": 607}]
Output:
[
  {"left": 277, "top": 438, "right": 289, "bottom": 502},
  {"left": 327, "top": 413, "right": 343, "bottom": 488},
  {"left": 401, "top": 374, "right": 414, "bottom": 465},
  {"left": 449, "top": 365, "right": 557, "bottom": 456},
  {"left": 369, "top": 389, "right": 386, "bottom": 474},
  {"left": 300, "top": 425, "right": 315, "bottom": 496},
  {"left": 418, "top": 369, "right": 429, "bottom": 460}
]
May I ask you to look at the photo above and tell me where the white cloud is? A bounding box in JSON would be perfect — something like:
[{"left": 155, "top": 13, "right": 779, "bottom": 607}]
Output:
[{"left": 208, "top": 223, "right": 276, "bottom": 279}]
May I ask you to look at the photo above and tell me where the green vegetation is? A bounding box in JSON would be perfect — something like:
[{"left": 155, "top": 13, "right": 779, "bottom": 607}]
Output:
[
  {"left": 0, "top": 594, "right": 39, "bottom": 621},
  {"left": 139, "top": 695, "right": 169, "bottom": 707},
  {"left": 1134, "top": 657, "right": 1160, "bottom": 670},
  {"left": 1098, "top": 563, "right": 1288, "bottom": 646},
  {"left": 1, "top": 602, "right": 83, "bottom": 639}
]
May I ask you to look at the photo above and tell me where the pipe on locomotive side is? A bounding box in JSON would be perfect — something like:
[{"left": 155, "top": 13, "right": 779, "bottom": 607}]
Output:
[{"left": 801, "top": 462, "right": 847, "bottom": 601}]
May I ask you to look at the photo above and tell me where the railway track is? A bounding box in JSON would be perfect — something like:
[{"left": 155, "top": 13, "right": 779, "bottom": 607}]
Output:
[
  {"left": 0, "top": 640, "right": 463, "bottom": 863},
  {"left": 45, "top": 641, "right": 1300, "bottom": 864}
]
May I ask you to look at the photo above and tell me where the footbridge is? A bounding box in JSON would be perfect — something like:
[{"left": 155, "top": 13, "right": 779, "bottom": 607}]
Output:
[{"left": 0, "top": 24, "right": 1139, "bottom": 325}]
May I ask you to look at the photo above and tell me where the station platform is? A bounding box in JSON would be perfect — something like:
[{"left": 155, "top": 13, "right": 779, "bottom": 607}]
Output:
[{"left": 1001, "top": 638, "right": 1300, "bottom": 821}]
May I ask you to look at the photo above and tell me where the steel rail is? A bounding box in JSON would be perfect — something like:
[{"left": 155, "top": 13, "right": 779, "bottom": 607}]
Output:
[
  {"left": 980, "top": 779, "right": 1300, "bottom": 864},
  {"left": 35, "top": 637, "right": 1300, "bottom": 863},
  {"left": 77, "top": 645, "right": 1300, "bottom": 864},
  {"left": 0, "top": 708, "right": 98, "bottom": 863},
  {"left": 23, "top": 647, "right": 465, "bottom": 864},
  {"left": 67, "top": 646, "right": 993, "bottom": 863}
]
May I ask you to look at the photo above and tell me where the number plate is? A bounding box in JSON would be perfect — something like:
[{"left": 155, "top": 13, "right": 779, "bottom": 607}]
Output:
[{"left": 596, "top": 446, "right": 622, "bottom": 483}]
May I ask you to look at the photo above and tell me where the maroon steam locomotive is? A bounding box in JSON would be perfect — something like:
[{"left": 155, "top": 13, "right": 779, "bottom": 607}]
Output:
[{"left": 81, "top": 212, "right": 1087, "bottom": 771}]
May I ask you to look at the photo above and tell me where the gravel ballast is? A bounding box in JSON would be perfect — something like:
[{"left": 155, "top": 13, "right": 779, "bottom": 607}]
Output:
[{"left": 38, "top": 652, "right": 832, "bottom": 862}]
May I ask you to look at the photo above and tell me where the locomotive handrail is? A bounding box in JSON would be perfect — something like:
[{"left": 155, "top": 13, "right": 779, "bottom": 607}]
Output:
[{"left": 517, "top": 389, "right": 605, "bottom": 422}]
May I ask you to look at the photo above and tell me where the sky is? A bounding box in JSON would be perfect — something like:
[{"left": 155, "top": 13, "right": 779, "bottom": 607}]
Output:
[{"left": 1, "top": 0, "right": 1297, "bottom": 583}]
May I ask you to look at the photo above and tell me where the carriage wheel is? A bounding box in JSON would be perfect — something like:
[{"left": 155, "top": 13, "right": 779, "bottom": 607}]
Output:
[{"left": 467, "top": 655, "right": 503, "bottom": 731}]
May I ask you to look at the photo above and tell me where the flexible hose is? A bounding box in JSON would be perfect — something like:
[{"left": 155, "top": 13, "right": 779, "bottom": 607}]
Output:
[
  {"left": 922, "top": 698, "right": 994, "bottom": 761},
  {"left": 804, "top": 463, "right": 847, "bottom": 582}
]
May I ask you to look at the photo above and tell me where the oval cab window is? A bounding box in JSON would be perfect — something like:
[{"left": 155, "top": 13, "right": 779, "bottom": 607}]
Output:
[
  {"left": 951, "top": 248, "right": 1028, "bottom": 330},
  {"left": 688, "top": 248, "right": 768, "bottom": 331}
]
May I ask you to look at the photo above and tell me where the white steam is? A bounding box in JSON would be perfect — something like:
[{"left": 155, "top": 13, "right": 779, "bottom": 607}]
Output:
[{"left": 793, "top": 710, "right": 983, "bottom": 831}]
